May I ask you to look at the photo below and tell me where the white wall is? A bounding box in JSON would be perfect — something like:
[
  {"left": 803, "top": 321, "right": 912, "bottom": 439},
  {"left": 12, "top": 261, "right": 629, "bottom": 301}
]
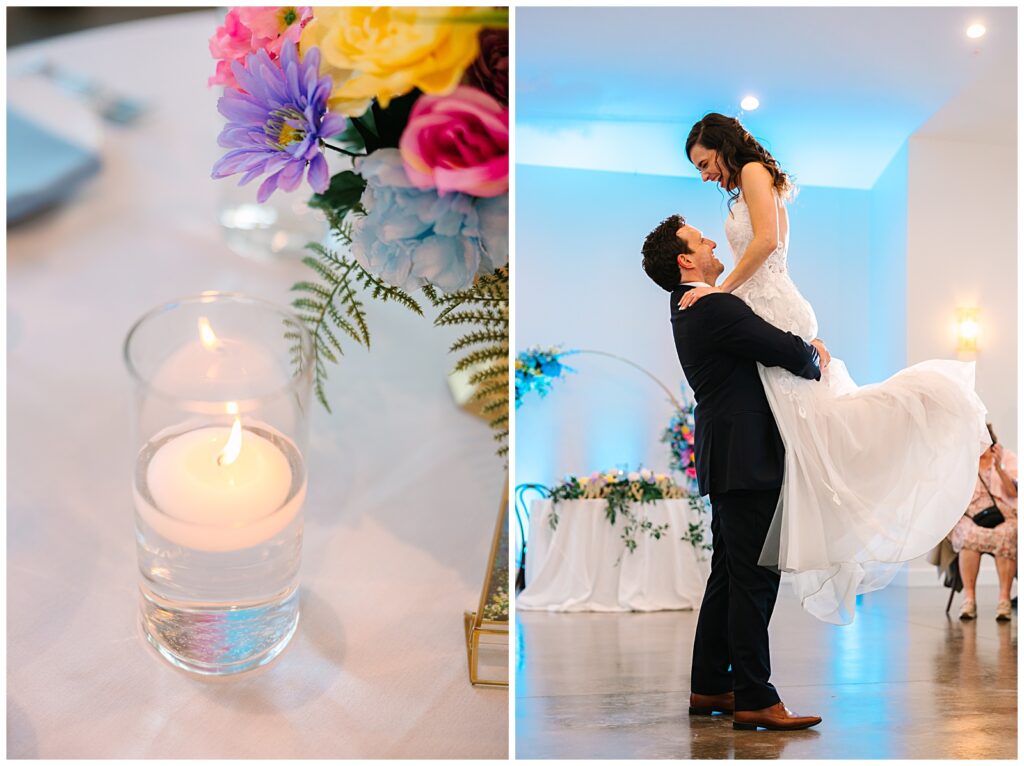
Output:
[
  {"left": 868, "top": 143, "right": 909, "bottom": 381},
  {"left": 899, "top": 136, "right": 1017, "bottom": 589},
  {"left": 906, "top": 136, "right": 1017, "bottom": 451}
]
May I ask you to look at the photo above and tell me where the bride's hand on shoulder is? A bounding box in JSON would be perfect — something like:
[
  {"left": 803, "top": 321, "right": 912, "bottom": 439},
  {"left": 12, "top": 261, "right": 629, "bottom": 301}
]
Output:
[
  {"left": 678, "top": 286, "right": 723, "bottom": 310},
  {"left": 810, "top": 338, "right": 831, "bottom": 369}
]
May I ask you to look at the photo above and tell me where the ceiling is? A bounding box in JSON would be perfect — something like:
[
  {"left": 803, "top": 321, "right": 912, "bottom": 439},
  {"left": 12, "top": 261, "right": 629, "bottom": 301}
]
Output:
[{"left": 516, "top": 6, "right": 1017, "bottom": 188}]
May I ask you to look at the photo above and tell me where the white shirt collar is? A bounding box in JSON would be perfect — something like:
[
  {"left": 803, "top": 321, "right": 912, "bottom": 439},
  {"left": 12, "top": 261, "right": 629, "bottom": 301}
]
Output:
[{"left": 681, "top": 281, "right": 712, "bottom": 288}]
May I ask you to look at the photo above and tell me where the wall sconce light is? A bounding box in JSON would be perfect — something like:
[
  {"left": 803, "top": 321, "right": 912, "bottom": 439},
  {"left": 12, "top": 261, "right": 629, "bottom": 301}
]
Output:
[{"left": 955, "top": 307, "right": 980, "bottom": 353}]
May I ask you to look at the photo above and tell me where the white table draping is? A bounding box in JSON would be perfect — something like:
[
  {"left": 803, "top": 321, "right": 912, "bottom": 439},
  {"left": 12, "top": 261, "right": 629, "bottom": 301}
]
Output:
[
  {"left": 6, "top": 13, "right": 506, "bottom": 759},
  {"left": 517, "top": 499, "right": 712, "bottom": 612}
]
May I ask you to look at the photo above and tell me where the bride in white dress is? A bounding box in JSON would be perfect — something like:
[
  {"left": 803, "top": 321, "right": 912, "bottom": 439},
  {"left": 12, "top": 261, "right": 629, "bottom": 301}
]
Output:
[{"left": 680, "top": 113, "right": 989, "bottom": 625}]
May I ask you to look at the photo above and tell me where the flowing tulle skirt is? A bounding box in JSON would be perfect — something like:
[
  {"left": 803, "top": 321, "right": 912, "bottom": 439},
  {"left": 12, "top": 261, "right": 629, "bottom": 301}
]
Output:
[{"left": 757, "top": 357, "right": 989, "bottom": 624}]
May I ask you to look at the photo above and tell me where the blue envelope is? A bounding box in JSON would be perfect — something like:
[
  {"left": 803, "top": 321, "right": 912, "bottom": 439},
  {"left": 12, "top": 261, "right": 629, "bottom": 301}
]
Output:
[{"left": 7, "top": 108, "right": 101, "bottom": 224}]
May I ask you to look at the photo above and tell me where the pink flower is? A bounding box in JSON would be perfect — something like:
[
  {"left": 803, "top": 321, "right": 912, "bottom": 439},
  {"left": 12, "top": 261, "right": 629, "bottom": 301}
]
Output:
[
  {"left": 208, "top": 7, "right": 312, "bottom": 90},
  {"left": 686, "top": 467, "right": 698, "bottom": 479},
  {"left": 237, "top": 7, "right": 311, "bottom": 56},
  {"left": 399, "top": 86, "right": 509, "bottom": 198},
  {"left": 208, "top": 9, "right": 252, "bottom": 88}
]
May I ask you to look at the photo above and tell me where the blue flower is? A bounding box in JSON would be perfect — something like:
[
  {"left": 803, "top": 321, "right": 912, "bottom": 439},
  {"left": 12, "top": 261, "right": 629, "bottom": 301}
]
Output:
[
  {"left": 211, "top": 43, "right": 345, "bottom": 203},
  {"left": 476, "top": 194, "right": 509, "bottom": 273},
  {"left": 540, "top": 360, "right": 562, "bottom": 377},
  {"left": 351, "top": 149, "right": 482, "bottom": 292}
]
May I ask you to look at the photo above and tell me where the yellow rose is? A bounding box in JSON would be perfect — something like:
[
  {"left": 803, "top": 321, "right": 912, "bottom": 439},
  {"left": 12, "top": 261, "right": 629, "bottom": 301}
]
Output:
[{"left": 301, "top": 7, "right": 482, "bottom": 116}]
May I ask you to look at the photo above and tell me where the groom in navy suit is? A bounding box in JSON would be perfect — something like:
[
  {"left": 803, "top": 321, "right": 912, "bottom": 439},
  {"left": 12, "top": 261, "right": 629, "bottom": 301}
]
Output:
[{"left": 641, "top": 214, "right": 825, "bottom": 731}]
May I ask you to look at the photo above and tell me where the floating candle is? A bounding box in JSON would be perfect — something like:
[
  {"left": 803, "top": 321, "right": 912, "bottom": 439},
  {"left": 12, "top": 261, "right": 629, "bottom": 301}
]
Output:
[{"left": 135, "top": 420, "right": 304, "bottom": 552}]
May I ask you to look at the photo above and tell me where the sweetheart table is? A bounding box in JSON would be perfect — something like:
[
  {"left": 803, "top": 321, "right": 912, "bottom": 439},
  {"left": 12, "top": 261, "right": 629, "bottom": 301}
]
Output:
[{"left": 518, "top": 499, "right": 712, "bottom": 612}]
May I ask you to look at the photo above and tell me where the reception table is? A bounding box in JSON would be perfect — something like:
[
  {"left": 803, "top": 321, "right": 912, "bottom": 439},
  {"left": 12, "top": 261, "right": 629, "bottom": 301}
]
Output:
[
  {"left": 518, "top": 499, "right": 712, "bottom": 612},
  {"left": 7, "top": 12, "right": 506, "bottom": 759}
]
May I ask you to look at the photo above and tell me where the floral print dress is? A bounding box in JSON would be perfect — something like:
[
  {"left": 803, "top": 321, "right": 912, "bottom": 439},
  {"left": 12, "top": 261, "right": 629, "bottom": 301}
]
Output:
[{"left": 949, "top": 450, "right": 1018, "bottom": 559}]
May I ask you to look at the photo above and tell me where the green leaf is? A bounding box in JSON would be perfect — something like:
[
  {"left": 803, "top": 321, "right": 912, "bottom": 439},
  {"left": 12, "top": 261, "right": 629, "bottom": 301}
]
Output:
[
  {"left": 351, "top": 111, "right": 379, "bottom": 153},
  {"left": 334, "top": 119, "right": 369, "bottom": 154},
  {"left": 308, "top": 171, "right": 367, "bottom": 222},
  {"left": 371, "top": 90, "right": 422, "bottom": 148}
]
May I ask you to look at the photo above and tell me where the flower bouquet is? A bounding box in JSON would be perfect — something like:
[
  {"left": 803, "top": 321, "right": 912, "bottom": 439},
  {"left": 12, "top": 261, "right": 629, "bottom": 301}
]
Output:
[
  {"left": 209, "top": 6, "right": 509, "bottom": 456},
  {"left": 661, "top": 389, "right": 700, "bottom": 495}
]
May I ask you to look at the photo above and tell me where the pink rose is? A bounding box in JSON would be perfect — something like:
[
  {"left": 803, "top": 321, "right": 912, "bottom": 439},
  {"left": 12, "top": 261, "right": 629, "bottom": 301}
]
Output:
[
  {"left": 399, "top": 86, "right": 509, "bottom": 198},
  {"left": 237, "top": 7, "right": 312, "bottom": 57},
  {"left": 208, "top": 7, "right": 312, "bottom": 90}
]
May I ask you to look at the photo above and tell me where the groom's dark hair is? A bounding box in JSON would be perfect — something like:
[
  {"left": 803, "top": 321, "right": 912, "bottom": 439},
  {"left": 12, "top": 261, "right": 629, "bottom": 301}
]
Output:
[{"left": 642, "top": 214, "right": 690, "bottom": 292}]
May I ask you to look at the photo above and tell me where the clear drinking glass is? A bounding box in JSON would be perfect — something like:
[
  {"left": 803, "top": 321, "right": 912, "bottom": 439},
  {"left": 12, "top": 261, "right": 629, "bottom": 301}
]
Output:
[
  {"left": 218, "top": 181, "right": 329, "bottom": 261},
  {"left": 123, "top": 293, "right": 314, "bottom": 675}
]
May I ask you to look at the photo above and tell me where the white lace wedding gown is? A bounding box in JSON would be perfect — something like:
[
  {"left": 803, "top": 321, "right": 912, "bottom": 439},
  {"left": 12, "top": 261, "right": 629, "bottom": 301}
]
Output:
[{"left": 724, "top": 192, "right": 989, "bottom": 625}]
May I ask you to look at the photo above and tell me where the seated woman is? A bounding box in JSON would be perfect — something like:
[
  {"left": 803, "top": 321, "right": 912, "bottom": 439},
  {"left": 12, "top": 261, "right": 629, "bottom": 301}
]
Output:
[{"left": 949, "top": 437, "right": 1018, "bottom": 620}]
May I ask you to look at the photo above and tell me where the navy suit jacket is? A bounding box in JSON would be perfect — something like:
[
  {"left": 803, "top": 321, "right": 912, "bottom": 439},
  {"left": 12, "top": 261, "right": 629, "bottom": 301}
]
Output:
[{"left": 670, "top": 285, "right": 821, "bottom": 496}]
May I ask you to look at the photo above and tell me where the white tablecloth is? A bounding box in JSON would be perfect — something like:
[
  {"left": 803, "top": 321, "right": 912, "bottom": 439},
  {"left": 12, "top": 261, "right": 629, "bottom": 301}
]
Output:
[
  {"left": 518, "top": 499, "right": 711, "bottom": 612},
  {"left": 6, "top": 13, "right": 506, "bottom": 759}
]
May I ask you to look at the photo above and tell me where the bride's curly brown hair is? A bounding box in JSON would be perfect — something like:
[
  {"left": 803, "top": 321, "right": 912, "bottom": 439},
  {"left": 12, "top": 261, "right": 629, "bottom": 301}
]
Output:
[{"left": 685, "top": 113, "right": 794, "bottom": 210}]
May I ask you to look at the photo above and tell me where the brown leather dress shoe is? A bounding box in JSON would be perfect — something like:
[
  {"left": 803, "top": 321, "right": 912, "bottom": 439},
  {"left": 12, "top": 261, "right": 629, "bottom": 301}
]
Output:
[
  {"left": 688, "top": 691, "right": 735, "bottom": 715},
  {"left": 733, "top": 701, "right": 821, "bottom": 731}
]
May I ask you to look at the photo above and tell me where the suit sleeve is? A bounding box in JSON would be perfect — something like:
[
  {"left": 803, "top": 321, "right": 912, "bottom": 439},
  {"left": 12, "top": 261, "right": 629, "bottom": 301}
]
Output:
[{"left": 704, "top": 294, "right": 821, "bottom": 380}]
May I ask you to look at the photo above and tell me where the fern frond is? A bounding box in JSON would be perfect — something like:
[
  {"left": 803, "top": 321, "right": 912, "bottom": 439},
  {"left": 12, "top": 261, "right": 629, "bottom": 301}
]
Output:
[
  {"left": 435, "top": 308, "right": 506, "bottom": 327},
  {"left": 291, "top": 239, "right": 435, "bottom": 411},
  {"left": 351, "top": 262, "right": 425, "bottom": 315},
  {"left": 430, "top": 268, "right": 509, "bottom": 459},
  {"left": 290, "top": 243, "right": 374, "bottom": 409},
  {"left": 473, "top": 380, "right": 509, "bottom": 400},
  {"left": 318, "top": 320, "right": 345, "bottom": 358},
  {"left": 421, "top": 283, "right": 442, "bottom": 307},
  {"left": 469, "top": 366, "right": 508, "bottom": 385},
  {"left": 481, "top": 402, "right": 507, "bottom": 419},
  {"left": 449, "top": 329, "right": 507, "bottom": 352},
  {"left": 454, "top": 347, "right": 508, "bottom": 372},
  {"left": 314, "top": 334, "right": 339, "bottom": 365},
  {"left": 292, "top": 281, "right": 334, "bottom": 303},
  {"left": 326, "top": 300, "right": 365, "bottom": 347}
]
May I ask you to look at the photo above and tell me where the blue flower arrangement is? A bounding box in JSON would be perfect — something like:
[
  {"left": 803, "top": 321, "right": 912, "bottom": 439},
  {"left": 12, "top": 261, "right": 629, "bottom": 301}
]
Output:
[{"left": 514, "top": 346, "right": 577, "bottom": 408}]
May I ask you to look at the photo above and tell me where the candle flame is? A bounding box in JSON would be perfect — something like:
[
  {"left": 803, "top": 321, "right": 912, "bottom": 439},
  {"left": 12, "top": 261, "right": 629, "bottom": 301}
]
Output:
[
  {"left": 218, "top": 416, "right": 243, "bottom": 466},
  {"left": 198, "top": 317, "right": 220, "bottom": 350}
]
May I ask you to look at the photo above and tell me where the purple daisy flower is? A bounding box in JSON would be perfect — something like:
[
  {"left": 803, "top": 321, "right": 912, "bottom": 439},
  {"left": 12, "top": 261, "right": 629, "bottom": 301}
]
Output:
[{"left": 212, "top": 42, "right": 344, "bottom": 202}]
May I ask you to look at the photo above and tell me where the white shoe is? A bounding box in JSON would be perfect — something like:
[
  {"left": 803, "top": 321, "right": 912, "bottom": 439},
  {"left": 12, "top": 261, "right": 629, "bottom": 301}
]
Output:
[
  {"left": 959, "top": 598, "right": 977, "bottom": 620},
  {"left": 995, "top": 600, "right": 1012, "bottom": 621}
]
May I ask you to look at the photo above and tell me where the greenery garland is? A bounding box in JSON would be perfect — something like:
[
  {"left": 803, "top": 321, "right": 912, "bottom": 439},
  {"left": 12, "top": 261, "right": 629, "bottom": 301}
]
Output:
[{"left": 547, "top": 470, "right": 710, "bottom": 556}]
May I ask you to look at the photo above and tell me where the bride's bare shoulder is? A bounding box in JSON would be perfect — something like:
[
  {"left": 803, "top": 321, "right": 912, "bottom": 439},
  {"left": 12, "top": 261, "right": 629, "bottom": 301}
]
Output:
[{"left": 739, "top": 162, "right": 773, "bottom": 187}]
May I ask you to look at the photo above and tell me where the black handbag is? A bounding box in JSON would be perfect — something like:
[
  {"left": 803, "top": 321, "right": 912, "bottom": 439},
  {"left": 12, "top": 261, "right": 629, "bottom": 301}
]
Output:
[{"left": 971, "top": 472, "right": 1006, "bottom": 529}]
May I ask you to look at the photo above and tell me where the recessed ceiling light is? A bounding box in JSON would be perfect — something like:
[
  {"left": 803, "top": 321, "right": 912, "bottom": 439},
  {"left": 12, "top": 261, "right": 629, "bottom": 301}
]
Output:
[
  {"left": 966, "top": 23, "right": 986, "bottom": 39},
  {"left": 740, "top": 95, "right": 760, "bottom": 111}
]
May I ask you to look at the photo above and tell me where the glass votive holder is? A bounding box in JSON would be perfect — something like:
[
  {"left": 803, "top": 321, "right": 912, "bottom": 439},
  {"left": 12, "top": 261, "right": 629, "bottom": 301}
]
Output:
[{"left": 123, "top": 292, "right": 313, "bottom": 675}]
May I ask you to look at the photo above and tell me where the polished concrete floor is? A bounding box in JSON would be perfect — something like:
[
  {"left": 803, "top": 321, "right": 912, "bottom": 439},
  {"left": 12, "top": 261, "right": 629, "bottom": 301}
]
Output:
[{"left": 515, "top": 585, "right": 1017, "bottom": 759}]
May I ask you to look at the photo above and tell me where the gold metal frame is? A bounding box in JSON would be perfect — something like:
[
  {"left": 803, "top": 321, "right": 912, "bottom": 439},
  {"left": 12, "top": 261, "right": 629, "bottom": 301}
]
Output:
[{"left": 464, "top": 478, "right": 509, "bottom": 687}]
